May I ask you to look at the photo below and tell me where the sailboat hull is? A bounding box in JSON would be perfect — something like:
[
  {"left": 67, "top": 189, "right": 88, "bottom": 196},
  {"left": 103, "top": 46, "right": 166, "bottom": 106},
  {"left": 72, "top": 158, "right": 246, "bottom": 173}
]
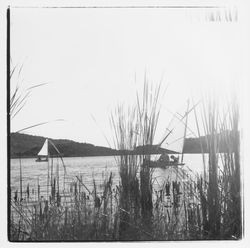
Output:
[{"left": 36, "top": 157, "right": 48, "bottom": 162}]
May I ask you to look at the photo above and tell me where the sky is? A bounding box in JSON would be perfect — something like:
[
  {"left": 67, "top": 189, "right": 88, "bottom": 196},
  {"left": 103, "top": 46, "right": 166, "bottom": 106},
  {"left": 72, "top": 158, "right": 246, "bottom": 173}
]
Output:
[{"left": 10, "top": 7, "right": 243, "bottom": 147}]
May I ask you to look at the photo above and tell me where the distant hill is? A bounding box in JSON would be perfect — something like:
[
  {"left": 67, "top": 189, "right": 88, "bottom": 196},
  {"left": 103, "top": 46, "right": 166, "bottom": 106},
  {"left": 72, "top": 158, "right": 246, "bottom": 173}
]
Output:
[
  {"left": 10, "top": 131, "right": 236, "bottom": 158},
  {"left": 10, "top": 133, "right": 119, "bottom": 158},
  {"left": 10, "top": 133, "right": 176, "bottom": 158}
]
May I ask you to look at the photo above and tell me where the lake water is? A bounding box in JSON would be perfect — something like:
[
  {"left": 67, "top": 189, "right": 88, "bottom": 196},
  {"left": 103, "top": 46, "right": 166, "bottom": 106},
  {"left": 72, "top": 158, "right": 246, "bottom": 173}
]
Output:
[{"left": 10, "top": 154, "right": 207, "bottom": 199}]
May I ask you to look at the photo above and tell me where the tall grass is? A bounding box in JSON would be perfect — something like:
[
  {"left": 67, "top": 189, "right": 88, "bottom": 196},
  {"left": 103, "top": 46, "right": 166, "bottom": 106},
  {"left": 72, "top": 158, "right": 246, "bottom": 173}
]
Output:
[
  {"left": 111, "top": 105, "right": 139, "bottom": 191},
  {"left": 10, "top": 79, "right": 242, "bottom": 241},
  {"left": 195, "top": 95, "right": 242, "bottom": 239},
  {"left": 10, "top": 63, "right": 48, "bottom": 121},
  {"left": 110, "top": 78, "right": 162, "bottom": 238},
  {"left": 137, "top": 80, "right": 161, "bottom": 230}
]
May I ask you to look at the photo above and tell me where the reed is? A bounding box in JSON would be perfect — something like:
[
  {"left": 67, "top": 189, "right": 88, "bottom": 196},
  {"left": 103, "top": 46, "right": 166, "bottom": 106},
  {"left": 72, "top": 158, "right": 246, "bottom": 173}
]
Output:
[
  {"left": 110, "top": 104, "right": 141, "bottom": 239},
  {"left": 10, "top": 63, "right": 48, "bottom": 120},
  {"left": 10, "top": 172, "right": 119, "bottom": 241},
  {"left": 137, "top": 80, "right": 161, "bottom": 232},
  {"left": 110, "top": 77, "right": 162, "bottom": 239},
  {"left": 111, "top": 105, "right": 139, "bottom": 191},
  {"left": 10, "top": 75, "right": 242, "bottom": 240},
  {"left": 11, "top": 151, "right": 241, "bottom": 241},
  {"left": 195, "top": 95, "right": 242, "bottom": 239}
]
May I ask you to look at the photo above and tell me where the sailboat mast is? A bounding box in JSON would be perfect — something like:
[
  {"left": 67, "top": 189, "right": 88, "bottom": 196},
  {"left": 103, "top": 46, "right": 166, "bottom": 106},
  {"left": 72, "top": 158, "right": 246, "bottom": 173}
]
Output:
[{"left": 181, "top": 100, "right": 190, "bottom": 163}]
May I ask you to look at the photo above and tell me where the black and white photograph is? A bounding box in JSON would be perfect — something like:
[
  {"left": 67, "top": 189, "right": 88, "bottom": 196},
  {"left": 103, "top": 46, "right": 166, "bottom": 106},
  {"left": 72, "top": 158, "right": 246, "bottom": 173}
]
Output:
[{"left": 2, "top": 0, "right": 249, "bottom": 244}]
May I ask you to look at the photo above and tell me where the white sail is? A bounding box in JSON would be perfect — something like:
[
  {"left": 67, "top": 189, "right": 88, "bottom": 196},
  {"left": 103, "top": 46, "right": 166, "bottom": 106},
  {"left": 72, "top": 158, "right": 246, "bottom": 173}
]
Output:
[{"left": 38, "top": 139, "right": 48, "bottom": 156}]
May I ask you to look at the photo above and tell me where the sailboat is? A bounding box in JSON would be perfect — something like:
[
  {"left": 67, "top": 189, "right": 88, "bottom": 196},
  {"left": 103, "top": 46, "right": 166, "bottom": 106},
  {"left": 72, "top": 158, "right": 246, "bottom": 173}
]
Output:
[
  {"left": 36, "top": 139, "right": 49, "bottom": 162},
  {"left": 148, "top": 101, "right": 190, "bottom": 168}
]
